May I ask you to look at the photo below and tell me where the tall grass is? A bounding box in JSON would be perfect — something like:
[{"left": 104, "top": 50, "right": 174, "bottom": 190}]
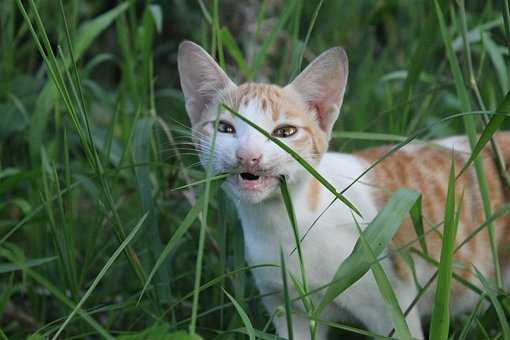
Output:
[{"left": 1, "top": 1, "right": 509, "bottom": 339}]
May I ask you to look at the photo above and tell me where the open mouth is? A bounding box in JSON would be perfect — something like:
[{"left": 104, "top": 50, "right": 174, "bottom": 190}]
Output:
[
  {"left": 232, "top": 171, "right": 277, "bottom": 192},
  {"left": 240, "top": 172, "right": 260, "bottom": 181}
]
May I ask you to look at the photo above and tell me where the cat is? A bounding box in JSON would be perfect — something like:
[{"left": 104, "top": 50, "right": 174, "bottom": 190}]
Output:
[{"left": 177, "top": 40, "right": 510, "bottom": 339}]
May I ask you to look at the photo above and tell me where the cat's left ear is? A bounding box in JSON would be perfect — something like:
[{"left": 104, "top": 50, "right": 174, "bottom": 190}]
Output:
[{"left": 285, "top": 47, "right": 348, "bottom": 134}]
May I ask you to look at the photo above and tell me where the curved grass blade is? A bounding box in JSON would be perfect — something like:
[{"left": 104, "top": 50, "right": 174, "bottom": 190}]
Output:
[
  {"left": 223, "top": 103, "right": 361, "bottom": 217},
  {"left": 51, "top": 213, "right": 148, "bottom": 339},
  {"left": 315, "top": 188, "right": 420, "bottom": 316},
  {"left": 223, "top": 289, "right": 256, "bottom": 340},
  {"left": 352, "top": 217, "right": 412, "bottom": 340},
  {"left": 457, "top": 90, "right": 510, "bottom": 177}
]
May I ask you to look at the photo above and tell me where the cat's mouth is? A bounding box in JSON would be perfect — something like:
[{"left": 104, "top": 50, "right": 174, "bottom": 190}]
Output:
[
  {"left": 231, "top": 172, "right": 278, "bottom": 192},
  {"left": 240, "top": 172, "right": 260, "bottom": 180}
]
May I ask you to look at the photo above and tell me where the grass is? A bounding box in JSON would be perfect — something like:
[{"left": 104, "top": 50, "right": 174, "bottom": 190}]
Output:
[{"left": 1, "top": 0, "right": 510, "bottom": 339}]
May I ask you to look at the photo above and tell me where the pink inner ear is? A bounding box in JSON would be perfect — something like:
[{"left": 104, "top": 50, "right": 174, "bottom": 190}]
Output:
[{"left": 310, "top": 100, "right": 333, "bottom": 132}]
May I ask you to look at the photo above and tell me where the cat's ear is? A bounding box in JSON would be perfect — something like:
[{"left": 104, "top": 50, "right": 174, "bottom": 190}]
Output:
[
  {"left": 178, "top": 41, "right": 236, "bottom": 125},
  {"left": 286, "top": 47, "right": 348, "bottom": 134}
]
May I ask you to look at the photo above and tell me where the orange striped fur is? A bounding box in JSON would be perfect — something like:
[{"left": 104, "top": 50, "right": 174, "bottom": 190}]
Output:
[{"left": 358, "top": 133, "right": 510, "bottom": 290}]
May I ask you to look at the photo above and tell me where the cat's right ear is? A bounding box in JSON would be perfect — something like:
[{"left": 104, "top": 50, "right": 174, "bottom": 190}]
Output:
[{"left": 178, "top": 41, "right": 236, "bottom": 125}]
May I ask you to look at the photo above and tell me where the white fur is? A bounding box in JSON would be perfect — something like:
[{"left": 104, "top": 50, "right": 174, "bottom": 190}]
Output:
[{"left": 234, "top": 153, "right": 427, "bottom": 339}]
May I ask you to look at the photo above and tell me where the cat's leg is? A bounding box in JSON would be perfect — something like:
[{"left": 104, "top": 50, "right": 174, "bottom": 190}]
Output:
[{"left": 337, "top": 276, "right": 424, "bottom": 340}]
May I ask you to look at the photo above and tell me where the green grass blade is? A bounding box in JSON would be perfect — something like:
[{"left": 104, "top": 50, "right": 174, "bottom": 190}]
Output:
[
  {"left": 0, "top": 250, "right": 112, "bottom": 339},
  {"left": 315, "top": 188, "right": 420, "bottom": 315},
  {"left": 279, "top": 177, "right": 309, "bottom": 294},
  {"left": 223, "top": 103, "right": 362, "bottom": 217},
  {"left": 51, "top": 213, "right": 148, "bottom": 339},
  {"left": 189, "top": 108, "right": 222, "bottom": 334},
  {"left": 221, "top": 27, "right": 251, "bottom": 79},
  {"left": 428, "top": 156, "right": 458, "bottom": 340},
  {"left": 458, "top": 294, "right": 485, "bottom": 340},
  {"left": 331, "top": 131, "right": 409, "bottom": 142},
  {"left": 251, "top": 0, "right": 296, "bottom": 78},
  {"left": 279, "top": 247, "right": 294, "bottom": 340},
  {"left": 410, "top": 195, "right": 428, "bottom": 255},
  {"left": 138, "top": 181, "right": 221, "bottom": 303},
  {"left": 0, "top": 256, "right": 56, "bottom": 274},
  {"left": 290, "top": 0, "right": 324, "bottom": 79},
  {"left": 353, "top": 217, "right": 412, "bottom": 340},
  {"left": 434, "top": 0, "right": 503, "bottom": 289},
  {"left": 474, "top": 268, "right": 510, "bottom": 340},
  {"left": 458, "top": 91, "right": 510, "bottom": 177},
  {"left": 223, "top": 289, "right": 256, "bottom": 340}
]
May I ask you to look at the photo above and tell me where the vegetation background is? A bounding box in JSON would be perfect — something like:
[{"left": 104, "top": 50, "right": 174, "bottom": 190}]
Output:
[{"left": 1, "top": 0, "right": 510, "bottom": 339}]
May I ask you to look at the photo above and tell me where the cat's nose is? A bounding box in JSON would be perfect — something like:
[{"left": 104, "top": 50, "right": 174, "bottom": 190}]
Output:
[{"left": 236, "top": 149, "right": 262, "bottom": 167}]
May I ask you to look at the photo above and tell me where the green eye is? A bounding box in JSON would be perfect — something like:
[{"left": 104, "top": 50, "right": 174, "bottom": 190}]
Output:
[
  {"left": 217, "top": 120, "right": 235, "bottom": 134},
  {"left": 272, "top": 125, "right": 297, "bottom": 138}
]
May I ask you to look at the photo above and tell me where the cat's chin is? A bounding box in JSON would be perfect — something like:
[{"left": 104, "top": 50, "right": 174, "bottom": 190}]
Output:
[{"left": 224, "top": 174, "right": 279, "bottom": 204}]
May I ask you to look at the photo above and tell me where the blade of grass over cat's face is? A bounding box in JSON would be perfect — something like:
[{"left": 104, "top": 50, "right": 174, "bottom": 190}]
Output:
[
  {"left": 315, "top": 188, "right": 420, "bottom": 316},
  {"left": 222, "top": 103, "right": 362, "bottom": 217}
]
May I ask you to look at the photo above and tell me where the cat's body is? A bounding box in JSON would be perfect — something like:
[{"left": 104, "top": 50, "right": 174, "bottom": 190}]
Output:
[{"left": 177, "top": 41, "right": 510, "bottom": 339}]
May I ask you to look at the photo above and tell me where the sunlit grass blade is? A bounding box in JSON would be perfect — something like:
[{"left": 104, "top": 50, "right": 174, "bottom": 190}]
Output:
[
  {"left": 223, "top": 103, "right": 362, "bottom": 217},
  {"left": 352, "top": 216, "right": 412, "bottom": 340},
  {"left": 51, "top": 213, "right": 148, "bottom": 339},
  {"left": 315, "top": 188, "right": 420, "bottom": 315},
  {"left": 331, "top": 131, "right": 409, "bottom": 142},
  {"left": 428, "top": 156, "right": 459, "bottom": 340},
  {"left": 223, "top": 289, "right": 256, "bottom": 340}
]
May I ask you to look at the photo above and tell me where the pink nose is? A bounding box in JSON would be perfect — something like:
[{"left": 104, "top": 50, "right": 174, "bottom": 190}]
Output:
[{"left": 236, "top": 149, "right": 262, "bottom": 167}]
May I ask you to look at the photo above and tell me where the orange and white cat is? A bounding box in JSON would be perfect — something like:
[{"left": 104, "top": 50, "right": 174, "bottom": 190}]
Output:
[{"left": 177, "top": 41, "right": 510, "bottom": 339}]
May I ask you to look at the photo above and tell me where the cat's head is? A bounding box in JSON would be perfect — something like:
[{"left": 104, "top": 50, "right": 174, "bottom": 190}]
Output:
[{"left": 177, "top": 41, "right": 348, "bottom": 204}]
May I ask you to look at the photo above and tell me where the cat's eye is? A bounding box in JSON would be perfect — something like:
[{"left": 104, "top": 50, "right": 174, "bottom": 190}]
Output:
[
  {"left": 272, "top": 125, "right": 297, "bottom": 138},
  {"left": 217, "top": 120, "right": 236, "bottom": 134}
]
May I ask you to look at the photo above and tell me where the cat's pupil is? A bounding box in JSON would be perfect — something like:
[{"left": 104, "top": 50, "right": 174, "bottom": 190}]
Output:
[
  {"left": 273, "top": 125, "right": 297, "bottom": 138},
  {"left": 218, "top": 121, "right": 235, "bottom": 133}
]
